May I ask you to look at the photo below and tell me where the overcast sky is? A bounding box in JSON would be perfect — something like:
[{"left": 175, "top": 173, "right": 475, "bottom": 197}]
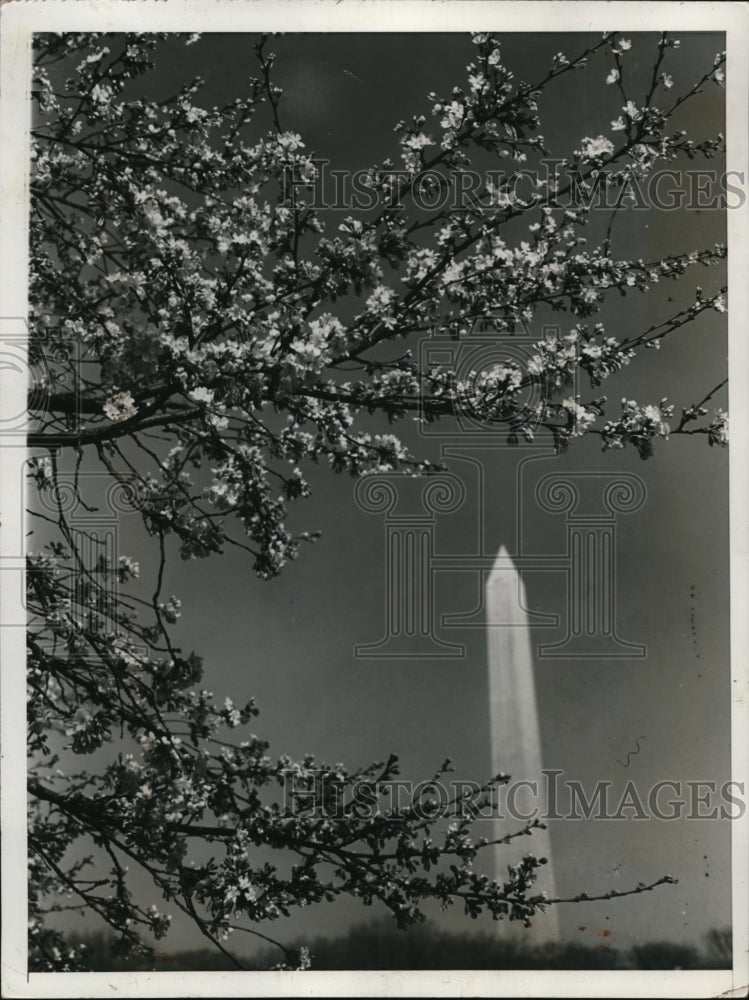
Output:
[{"left": 42, "top": 29, "right": 732, "bottom": 959}]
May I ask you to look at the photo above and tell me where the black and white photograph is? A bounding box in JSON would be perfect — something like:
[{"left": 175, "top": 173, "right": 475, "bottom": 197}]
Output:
[{"left": 1, "top": 2, "right": 747, "bottom": 996}]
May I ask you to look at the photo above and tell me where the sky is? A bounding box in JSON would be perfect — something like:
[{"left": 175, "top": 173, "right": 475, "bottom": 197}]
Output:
[{"left": 35, "top": 29, "right": 733, "bottom": 961}]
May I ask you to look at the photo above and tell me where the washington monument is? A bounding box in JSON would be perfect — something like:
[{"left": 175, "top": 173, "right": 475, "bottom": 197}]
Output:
[{"left": 486, "top": 545, "right": 560, "bottom": 941}]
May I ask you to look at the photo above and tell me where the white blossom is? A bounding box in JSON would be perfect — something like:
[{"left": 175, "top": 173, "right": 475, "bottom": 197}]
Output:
[
  {"left": 579, "top": 135, "right": 615, "bottom": 162},
  {"left": 103, "top": 390, "right": 137, "bottom": 422}
]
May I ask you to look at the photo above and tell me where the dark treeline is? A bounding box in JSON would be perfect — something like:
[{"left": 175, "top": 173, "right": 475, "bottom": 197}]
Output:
[{"left": 63, "top": 921, "right": 731, "bottom": 972}]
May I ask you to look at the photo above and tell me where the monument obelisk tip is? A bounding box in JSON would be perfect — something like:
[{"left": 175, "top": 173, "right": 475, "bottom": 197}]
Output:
[{"left": 493, "top": 543, "right": 511, "bottom": 568}]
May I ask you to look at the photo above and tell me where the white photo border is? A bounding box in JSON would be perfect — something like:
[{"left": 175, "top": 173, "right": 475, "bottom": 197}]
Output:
[{"left": 1, "top": 2, "right": 747, "bottom": 997}]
